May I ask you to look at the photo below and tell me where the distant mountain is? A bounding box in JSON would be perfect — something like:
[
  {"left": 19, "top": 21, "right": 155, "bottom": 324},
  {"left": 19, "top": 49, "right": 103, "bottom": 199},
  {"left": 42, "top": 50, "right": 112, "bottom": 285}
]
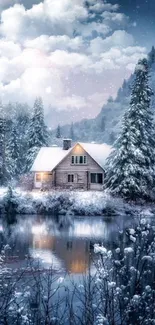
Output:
[
  {"left": 46, "top": 106, "right": 88, "bottom": 129},
  {"left": 50, "top": 47, "right": 155, "bottom": 145}
]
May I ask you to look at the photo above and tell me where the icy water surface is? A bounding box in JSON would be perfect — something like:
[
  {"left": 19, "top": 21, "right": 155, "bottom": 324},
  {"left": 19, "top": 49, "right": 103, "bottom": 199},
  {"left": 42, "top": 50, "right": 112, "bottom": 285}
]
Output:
[{"left": 0, "top": 214, "right": 135, "bottom": 274}]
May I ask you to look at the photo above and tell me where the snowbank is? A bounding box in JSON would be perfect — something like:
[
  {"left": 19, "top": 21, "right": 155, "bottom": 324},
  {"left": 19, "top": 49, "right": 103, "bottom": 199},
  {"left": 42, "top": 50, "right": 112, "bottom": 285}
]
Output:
[{"left": 0, "top": 187, "right": 136, "bottom": 217}]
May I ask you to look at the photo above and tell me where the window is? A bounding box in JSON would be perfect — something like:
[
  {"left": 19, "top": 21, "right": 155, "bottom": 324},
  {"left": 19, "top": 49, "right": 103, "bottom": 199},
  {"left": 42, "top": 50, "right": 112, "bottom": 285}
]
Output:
[
  {"left": 90, "top": 173, "right": 96, "bottom": 183},
  {"left": 36, "top": 173, "right": 42, "bottom": 182},
  {"left": 68, "top": 174, "right": 74, "bottom": 183},
  {"left": 97, "top": 173, "right": 103, "bottom": 184},
  {"left": 84, "top": 156, "right": 87, "bottom": 164},
  {"left": 91, "top": 173, "right": 103, "bottom": 184},
  {"left": 71, "top": 155, "right": 87, "bottom": 165}
]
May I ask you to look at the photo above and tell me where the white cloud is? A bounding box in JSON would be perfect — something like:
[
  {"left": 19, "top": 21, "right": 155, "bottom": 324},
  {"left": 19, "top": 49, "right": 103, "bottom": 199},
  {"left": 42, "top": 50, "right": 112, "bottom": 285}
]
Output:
[
  {"left": 49, "top": 50, "right": 92, "bottom": 71},
  {"left": 0, "top": 39, "right": 21, "bottom": 58},
  {"left": 0, "top": 0, "right": 88, "bottom": 41},
  {"left": 24, "top": 35, "right": 84, "bottom": 52},
  {"left": 89, "top": 2, "right": 119, "bottom": 13},
  {"left": 89, "top": 31, "right": 134, "bottom": 55},
  {"left": 0, "top": 0, "right": 147, "bottom": 122},
  {"left": 0, "top": 4, "right": 26, "bottom": 41},
  {"left": 101, "top": 11, "right": 128, "bottom": 26}
]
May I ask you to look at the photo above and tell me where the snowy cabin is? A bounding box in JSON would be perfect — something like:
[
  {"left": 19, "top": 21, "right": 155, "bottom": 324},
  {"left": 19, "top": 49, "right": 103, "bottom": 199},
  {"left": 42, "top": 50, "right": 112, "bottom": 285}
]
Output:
[{"left": 31, "top": 139, "right": 112, "bottom": 191}]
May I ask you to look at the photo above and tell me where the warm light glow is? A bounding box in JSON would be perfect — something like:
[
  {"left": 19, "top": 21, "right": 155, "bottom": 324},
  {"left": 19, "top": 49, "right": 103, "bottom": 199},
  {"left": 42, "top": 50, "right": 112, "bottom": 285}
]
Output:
[
  {"left": 40, "top": 172, "right": 44, "bottom": 181},
  {"left": 70, "top": 260, "right": 88, "bottom": 274},
  {"left": 35, "top": 172, "right": 52, "bottom": 183},
  {"left": 33, "top": 236, "right": 54, "bottom": 249},
  {"left": 73, "top": 144, "right": 84, "bottom": 154}
]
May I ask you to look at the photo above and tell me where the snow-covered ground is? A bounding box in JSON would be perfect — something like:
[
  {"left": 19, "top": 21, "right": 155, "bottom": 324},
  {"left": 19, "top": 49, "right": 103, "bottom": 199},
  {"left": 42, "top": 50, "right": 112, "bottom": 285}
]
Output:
[{"left": 0, "top": 187, "right": 137, "bottom": 216}]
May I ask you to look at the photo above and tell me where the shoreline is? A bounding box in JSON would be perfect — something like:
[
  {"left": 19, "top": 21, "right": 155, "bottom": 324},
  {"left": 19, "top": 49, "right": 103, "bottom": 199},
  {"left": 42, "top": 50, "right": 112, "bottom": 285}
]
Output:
[{"left": 0, "top": 187, "right": 151, "bottom": 217}]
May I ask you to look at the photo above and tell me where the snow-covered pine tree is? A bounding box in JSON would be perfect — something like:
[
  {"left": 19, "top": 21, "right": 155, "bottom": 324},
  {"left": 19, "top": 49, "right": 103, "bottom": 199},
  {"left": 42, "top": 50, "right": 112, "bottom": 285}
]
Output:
[
  {"left": 26, "top": 97, "right": 49, "bottom": 171},
  {"left": 56, "top": 124, "right": 61, "bottom": 138},
  {"left": 5, "top": 102, "right": 16, "bottom": 136},
  {"left": 100, "top": 116, "right": 106, "bottom": 132},
  {"left": 69, "top": 122, "right": 75, "bottom": 140},
  {"left": 148, "top": 46, "right": 155, "bottom": 66},
  {"left": 6, "top": 124, "right": 20, "bottom": 179},
  {"left": 109, "top": 131, "right": 116, "bottom": 145},
  {"left": 105, "top": 58, "right": 155, "bottom": 201},
  {"left": 0, "top": 106, "right": 9, "bottom": 185},
  {"left": 16, "top": 103, "right": 31, "bottom": 174}
]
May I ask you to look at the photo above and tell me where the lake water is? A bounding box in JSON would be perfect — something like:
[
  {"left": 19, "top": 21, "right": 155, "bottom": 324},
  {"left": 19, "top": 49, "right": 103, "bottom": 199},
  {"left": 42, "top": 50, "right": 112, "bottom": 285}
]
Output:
[
  {"left": 0, "top": 214, "right": 154, "bottom": 324},
  {"left": 0, "top": 214, "right": 134, "bottom": 274}
]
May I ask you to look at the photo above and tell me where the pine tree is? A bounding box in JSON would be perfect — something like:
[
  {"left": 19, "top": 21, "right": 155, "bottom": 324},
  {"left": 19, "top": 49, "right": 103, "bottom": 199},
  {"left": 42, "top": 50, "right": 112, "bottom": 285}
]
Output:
[
  {"left": 16, "top": 103, "right": 31, "bottom": 174},
  {"left": 100, "top": 117, "right": 106, "bottom": 132},
  {"left": 105, "top": 58, "right": 155, "bottom": 201},
  {"left": 26, "top": 97, "right": 49, "bottom": 171},
  {"left": 109, "top": 131, "right": 116, "bottom": 145},
  {"left": 0, "top": 106, "right": 8, "bottom": 185},
  {"left": 148, "top": 46, "right": 155, "bottom": 65},
  {"left": 108, "top": 96, "right": 113, "bottom": 103},
  {"left": 56, "top": 125, "right": 61, "bottom": 138},
  {"left": 6, "top": 124, "right": 20, "bottom": 178},
  {"left": 69, "top": 122, "right": 75, "bottom": 140},
  {"left": 5, "top": 102, "right": 16, "bottom": 132}
]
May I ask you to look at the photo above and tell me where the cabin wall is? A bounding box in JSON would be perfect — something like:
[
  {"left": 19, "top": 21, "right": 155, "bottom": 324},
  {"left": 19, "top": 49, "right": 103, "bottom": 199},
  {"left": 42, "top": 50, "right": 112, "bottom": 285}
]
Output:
[{"left": 55, "top": 145, "right": 104, "bottom": 190}]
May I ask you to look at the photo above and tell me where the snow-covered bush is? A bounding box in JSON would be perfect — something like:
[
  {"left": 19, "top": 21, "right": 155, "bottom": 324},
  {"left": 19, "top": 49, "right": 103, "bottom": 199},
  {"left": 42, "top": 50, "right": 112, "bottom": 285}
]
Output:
[
  {"left": 0, "top": 188, "right": 135, "bottom": 216},
  {"left": 94, "top": 219, "right": 155, "bottom": 325}
]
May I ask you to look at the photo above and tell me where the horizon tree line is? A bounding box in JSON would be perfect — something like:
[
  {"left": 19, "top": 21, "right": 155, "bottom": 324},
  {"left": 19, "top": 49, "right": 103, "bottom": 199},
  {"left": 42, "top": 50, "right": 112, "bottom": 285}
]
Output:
[
  {"left": 56, "top": 122, "right": 76, "bottom": 140},
  {"left": 0, "top": 97, "right": 49, "bottom": 185}
]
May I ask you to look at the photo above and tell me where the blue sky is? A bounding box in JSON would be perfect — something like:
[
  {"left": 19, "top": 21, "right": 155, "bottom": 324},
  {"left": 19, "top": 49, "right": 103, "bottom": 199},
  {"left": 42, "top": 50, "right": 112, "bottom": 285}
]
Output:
[
  {"left": 0, "top": 0, "right": 153, "bottom": 123},
  {"left": 111, "top": 0, "right": 155, "bottom": 49}
]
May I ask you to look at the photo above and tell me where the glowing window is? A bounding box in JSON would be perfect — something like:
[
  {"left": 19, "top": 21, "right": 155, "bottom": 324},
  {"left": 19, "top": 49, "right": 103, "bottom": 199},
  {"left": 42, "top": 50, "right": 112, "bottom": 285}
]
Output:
[{"left": 36, "top": 173, "right": 42, "bottom": 182}]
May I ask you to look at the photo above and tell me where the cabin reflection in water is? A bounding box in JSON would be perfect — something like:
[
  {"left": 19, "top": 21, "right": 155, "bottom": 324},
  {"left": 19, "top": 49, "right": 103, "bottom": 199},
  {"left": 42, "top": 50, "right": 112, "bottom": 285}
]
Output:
[
  {"left": 2, "top": 217, "right": 127, "bottom": 273},
  {"left": 32, "top": 234, "right": 92, "bottom": 274}
]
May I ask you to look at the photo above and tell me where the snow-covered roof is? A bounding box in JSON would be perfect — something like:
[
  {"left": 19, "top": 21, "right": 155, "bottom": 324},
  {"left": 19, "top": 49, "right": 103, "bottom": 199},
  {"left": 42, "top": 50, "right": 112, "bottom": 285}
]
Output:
[
  {"left": 31, "top": 146, "right": 72, "bottom": 172},
  {"left": 78, "top": 142, "right": 112, "bottom": 169},
  {"left": 31, "top": 142, "right": 112, "bottom": 172}
]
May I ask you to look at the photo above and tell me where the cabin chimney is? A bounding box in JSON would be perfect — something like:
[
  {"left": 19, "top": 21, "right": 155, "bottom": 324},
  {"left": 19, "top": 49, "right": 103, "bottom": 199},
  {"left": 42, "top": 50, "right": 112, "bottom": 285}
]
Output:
[{"left": 63, "top": 139, "right": 72, "bottom": 150}]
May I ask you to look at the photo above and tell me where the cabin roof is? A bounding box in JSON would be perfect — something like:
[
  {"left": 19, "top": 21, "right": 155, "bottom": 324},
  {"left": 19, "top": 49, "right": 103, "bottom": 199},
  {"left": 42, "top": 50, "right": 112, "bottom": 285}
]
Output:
[
  {"left": 31, "top": 142, "right": 112, "bottom": 172},
  {"left": 79, "top": 142, "right": 112, "bottom": 169}
]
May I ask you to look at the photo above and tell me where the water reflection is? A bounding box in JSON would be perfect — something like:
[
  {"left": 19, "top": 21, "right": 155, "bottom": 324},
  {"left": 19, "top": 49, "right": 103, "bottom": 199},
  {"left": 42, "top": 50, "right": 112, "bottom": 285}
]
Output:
[{"left": 0, "top": 215, "right": 134, "bottom": 274}]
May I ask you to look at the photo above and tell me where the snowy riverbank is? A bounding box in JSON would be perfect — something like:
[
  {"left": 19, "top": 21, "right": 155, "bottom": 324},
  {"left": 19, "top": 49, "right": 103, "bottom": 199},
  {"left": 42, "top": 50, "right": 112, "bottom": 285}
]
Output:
[{"left": 0, "top": 187, "right": 150, "bottom": 217}]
